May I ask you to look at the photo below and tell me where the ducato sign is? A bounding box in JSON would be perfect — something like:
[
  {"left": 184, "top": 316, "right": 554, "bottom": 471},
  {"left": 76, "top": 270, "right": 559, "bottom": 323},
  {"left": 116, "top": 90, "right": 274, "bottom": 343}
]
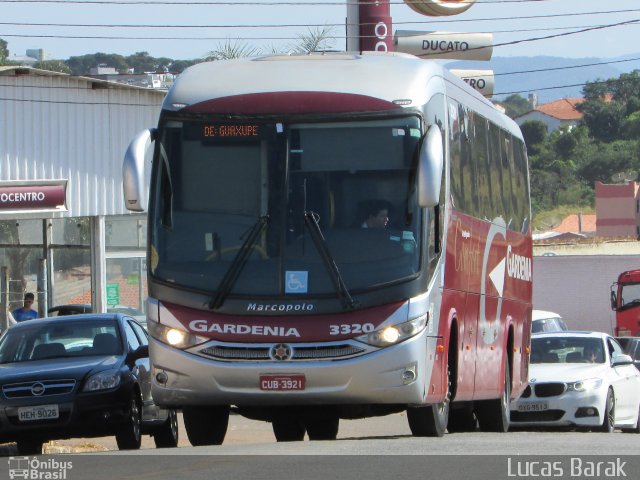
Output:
[{"left": 404, "top": 0, "right": 476, "bottom": 17}]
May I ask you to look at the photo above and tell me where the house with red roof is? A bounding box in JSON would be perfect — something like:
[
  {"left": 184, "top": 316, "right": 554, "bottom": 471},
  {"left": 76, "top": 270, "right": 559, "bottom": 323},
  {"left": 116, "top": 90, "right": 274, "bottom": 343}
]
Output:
[{"left": 515, "top": 97, "right": 584, "bottom": 133}]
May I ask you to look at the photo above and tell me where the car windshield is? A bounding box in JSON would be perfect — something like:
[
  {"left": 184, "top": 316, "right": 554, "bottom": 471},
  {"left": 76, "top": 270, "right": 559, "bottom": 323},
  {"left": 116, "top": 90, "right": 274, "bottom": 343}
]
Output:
[
  {"left": 531, "top": 317, "right": 568, "bottom": 333},
  {"left": 0, "top": 320, "right": 122, "bottom": 363},
  {"left": 149, "top": 116, "right": 423, "bottom": 299},
  {"left": 530, "top": 337, "right": 605, "bottom": 364}
]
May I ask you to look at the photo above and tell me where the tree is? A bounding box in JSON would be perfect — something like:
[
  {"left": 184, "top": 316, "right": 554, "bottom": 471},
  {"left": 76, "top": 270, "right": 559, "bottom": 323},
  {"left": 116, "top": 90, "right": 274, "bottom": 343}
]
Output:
[
  {"left": 125, "top": 52, "right": 172, "bottom": 73},
  {"left": 499, "top": 94, "right": 531, "bottom": 119},
  {"left": 168, "top": 59, "right": 200, "bottom": 73},
  {"left": 65, "top": 53, "right": 128, "bottom": 75},
  {"left": 34, "top": 60, "right": 71, "bottom": 74},
  {"left": 289, "top": 26, "right": 335, "bottom": 53},
  {"left": 0, "top": 38, "right": 8, "bottom": 64},
  {"left": 205, "top": 40, "right": 260, "bottom": 61},
  {"left": 520, "top": 120, "right": 547, "bottom": 156}
]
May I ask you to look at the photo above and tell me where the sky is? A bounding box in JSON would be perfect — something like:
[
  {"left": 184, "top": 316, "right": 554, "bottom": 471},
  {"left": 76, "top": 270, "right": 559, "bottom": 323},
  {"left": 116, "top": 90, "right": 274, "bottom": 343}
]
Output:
[{"left": 2, "top": 0, "right": 640, "bottom": 61}]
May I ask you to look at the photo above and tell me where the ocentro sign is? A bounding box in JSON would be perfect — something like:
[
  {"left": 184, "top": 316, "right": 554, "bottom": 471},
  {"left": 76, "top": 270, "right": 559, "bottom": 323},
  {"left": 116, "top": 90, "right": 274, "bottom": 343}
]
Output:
[
  {"left": 0, "top": 181, "right": 67, "bottom": 212},
  {"left": 405, "top": 0, "right": 476, "bottom": 17}
]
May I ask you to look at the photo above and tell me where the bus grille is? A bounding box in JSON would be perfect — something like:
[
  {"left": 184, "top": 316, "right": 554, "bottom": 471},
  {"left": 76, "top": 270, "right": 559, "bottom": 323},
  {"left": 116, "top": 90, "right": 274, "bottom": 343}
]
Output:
[
  {"left": 199, "top": 344, "right": 366, "bottom": 361},
  {"left": 2, "top": 379, "right": 76, "bottom": 398}
]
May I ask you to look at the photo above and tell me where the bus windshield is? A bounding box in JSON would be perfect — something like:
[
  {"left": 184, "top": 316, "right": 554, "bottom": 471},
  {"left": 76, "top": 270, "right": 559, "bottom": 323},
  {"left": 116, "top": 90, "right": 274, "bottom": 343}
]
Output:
[{"left": 149, "top": 116, "right": 424, "bottom": 298}]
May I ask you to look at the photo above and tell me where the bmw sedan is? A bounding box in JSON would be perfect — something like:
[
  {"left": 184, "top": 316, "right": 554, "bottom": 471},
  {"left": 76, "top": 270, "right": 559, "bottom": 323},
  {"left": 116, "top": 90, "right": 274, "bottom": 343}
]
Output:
[
  {"left": 0, "top": 314, "right": 178, "bottom": 454},
  {"left": 510, "top": 331, "right": 640, "bottom": 432}
]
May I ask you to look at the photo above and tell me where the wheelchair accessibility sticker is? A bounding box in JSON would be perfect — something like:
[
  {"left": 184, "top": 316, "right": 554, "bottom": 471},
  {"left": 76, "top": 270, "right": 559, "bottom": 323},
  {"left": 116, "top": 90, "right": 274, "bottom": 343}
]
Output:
[{"left": 285, "top": 271, "right": 308, "bottom": 294}]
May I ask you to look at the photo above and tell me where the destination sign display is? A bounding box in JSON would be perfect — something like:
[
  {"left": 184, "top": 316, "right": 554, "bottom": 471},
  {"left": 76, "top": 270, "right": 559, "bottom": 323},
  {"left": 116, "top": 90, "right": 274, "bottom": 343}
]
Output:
[
  {"left": 185, "top": 123, "right": 263, "bottom": 141},
  {"left": 203, "top": 124, "right": 260, "bottom": 138}
]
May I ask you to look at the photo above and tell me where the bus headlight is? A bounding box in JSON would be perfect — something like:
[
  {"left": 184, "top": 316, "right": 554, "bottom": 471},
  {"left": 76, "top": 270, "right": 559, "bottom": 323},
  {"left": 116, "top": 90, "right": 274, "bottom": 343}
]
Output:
[
  {"left": 147, "top": 319, "right": 207, "bottom": 349},
  {"left": 356, "top": 314, "right": 428, "bottom": 347}
]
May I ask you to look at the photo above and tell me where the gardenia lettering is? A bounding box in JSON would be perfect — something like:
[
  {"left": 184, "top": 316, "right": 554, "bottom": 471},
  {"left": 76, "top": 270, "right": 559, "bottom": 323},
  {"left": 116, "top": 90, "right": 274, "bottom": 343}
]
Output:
[
  {"left": 189, "top": 320, "right": 301, "bottom": 337},
  {"left": 0, "top": 191, "right": 46, "bottom": 203},
  {"left": 506, "top": 245, "right": 532, "bottom": 282}
]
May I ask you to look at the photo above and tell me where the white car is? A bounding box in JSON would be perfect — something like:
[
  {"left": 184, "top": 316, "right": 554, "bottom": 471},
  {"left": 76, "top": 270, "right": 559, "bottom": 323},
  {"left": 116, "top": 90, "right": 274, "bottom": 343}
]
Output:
[
  {"left": 532, "top": 309, "right": 568, "bottom": 333},
  {"left": 511, "top": 331, "right": 640, "bottom": 432}
]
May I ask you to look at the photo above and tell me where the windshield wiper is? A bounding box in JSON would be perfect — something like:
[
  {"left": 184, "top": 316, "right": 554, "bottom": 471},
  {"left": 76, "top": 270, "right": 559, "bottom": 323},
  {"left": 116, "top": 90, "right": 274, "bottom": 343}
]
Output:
[
  {"left": 208, "top": 215, "right": 269, "bottom": 310},
  {"left": 304, "top": 210, "right": 358, "bottom": 310}
]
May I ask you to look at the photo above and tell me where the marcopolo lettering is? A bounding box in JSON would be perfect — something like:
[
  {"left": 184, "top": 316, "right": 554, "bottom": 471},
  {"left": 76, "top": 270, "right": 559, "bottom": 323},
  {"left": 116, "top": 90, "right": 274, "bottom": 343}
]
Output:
[
  {"left": 422, "top": 40, "right": 469, "bottom": 53},
  {"left": 247, "top": 303, "right": 314, "bottom": 312},
  {"left": 189, "top": 320, "right": 301, "bottom": 338}
]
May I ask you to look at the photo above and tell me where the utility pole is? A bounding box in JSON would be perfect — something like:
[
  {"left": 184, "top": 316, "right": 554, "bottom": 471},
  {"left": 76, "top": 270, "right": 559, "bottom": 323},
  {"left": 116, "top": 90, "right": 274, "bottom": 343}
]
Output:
[{"left": 346, "top": 0, "right": 393, "bottom": 53}]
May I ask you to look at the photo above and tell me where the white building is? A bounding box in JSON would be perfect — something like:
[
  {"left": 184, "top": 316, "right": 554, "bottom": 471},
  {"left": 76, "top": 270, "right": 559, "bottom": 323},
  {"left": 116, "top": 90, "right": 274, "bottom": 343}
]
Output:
[{"left": 0, "top": 66, "right": 164, "bottom": 325}]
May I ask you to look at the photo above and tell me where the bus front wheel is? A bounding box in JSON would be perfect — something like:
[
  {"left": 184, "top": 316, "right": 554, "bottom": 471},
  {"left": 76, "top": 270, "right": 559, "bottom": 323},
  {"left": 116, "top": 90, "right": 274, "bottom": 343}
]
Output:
[
  {"left": 407, "top": 367, "right": 450, "bottom": 437},
  {"left": 183, "top": 405, "right": 230, "bottom": 446}
]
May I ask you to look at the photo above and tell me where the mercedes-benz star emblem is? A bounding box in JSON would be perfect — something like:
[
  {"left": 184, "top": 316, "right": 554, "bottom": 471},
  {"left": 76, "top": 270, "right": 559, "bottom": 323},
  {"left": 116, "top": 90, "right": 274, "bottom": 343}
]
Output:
[
  {"left": 31, "top": 382, "right": 45, "bottom": 396},
  {"left": 270, "top": 343, "right": 293, "bottom": 361}
]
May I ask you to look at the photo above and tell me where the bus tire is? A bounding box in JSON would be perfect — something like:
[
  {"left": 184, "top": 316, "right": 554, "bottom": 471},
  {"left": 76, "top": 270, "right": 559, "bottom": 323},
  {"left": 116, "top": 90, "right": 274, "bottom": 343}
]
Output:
[
  {"left": 183, "top": 405, "right": 230, "bottom": 446},
  {"left": 447, "top": 403, "right": 477, "bottom": 433},
  {"left": 407, "top": 366, "right": 450, "bottom": 437},
  {"left": 476, "top": 359, "right": 511, "bottom": 432},
  {"left": 16, "top": 439, "right": 44, "bottom": 455},
  {"left": 272, "top": 417, "right": 306, "bottom": 442},
  {"left": 305, "top": 415, "right": 339, "bottom": 440}
]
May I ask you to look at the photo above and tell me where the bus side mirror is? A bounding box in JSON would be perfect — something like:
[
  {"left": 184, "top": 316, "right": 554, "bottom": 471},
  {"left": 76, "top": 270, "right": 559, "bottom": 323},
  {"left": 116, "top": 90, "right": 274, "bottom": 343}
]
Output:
[
  {"left": 610, "top": 289, "right": 617, "bottom": 311},
  {"left": 418, "top": 124, "right": 444, "bottom": 208},
  {"left": 123, "top": 128, "right": 155, "bottom": 212}
]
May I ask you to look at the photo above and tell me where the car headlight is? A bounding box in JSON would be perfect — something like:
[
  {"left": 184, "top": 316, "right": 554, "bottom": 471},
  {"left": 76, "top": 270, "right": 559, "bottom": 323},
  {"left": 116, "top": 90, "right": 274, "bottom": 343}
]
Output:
[
  {"left": 83, "top": 370, "right": 121, "bottom": 392},
  {"left": 147, "top": 319, "right": 207, "bottom": 349},
  {"left": 567, "top": 378, "right": 603, "bottom": 392},
  {"left": 356, "top": 314, "right": 428, "bottom": 347}
]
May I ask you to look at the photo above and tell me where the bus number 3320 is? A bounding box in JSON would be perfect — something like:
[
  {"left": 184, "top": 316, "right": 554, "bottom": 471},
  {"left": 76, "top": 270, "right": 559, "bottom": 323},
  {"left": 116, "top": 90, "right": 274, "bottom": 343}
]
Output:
[{"left": 329, "top": 324, "right": 375, "bottom": 335}]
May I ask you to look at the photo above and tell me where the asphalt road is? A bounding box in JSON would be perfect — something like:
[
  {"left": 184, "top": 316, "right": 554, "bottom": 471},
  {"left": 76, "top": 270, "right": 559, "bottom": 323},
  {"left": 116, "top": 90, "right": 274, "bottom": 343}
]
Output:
[{"left": 2, "top": 412, "right": 639, "bottom": 480}]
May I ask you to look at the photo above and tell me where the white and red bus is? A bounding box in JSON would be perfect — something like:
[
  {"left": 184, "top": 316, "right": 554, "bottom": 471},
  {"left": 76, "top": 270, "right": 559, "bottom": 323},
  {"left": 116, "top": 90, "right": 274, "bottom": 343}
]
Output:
[{"left": 123, "top": 52, "right": 532, "bottom": 443}]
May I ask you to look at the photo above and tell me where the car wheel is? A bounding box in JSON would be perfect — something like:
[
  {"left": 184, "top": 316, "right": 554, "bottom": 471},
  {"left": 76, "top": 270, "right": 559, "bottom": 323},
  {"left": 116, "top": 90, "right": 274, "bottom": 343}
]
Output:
[
  {"left": 272, "top": 417, "right": 306, "bottom": 442},
  {"left": 305, "top": 415, "right": 339, "bottom": 440},
  {"left": 598, "top": 388, "right": 616, "bottom": 433},
  {"left": 183, "top": 405, "right": 229, "bottom": 446},
  {"left": 116, "top": 394, "right": 142, "bottom": 450},
  {"left": 622, "top": 403, "right": 640, "bottom": 434},
  {"left": 153, "top": 409, "right": 179, "bottom": 448},
  {"left": 16, "top": 439, "right": 44, "bottom": 455},
  {"left": 476, "top": 358, "right": 511, "bottom": 433}
]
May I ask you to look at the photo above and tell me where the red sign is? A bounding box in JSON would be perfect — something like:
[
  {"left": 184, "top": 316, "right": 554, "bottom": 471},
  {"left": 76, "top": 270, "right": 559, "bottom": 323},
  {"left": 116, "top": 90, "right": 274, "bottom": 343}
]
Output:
[{"left": 0, "top": 183, "right": 67, "bottom": 211}]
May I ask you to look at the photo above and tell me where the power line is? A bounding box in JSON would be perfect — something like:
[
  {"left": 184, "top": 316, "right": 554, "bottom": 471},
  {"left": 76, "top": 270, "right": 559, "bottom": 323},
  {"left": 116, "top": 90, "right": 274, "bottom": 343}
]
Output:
[
  {"left": 495, "top": 57, "right": 640, "bottom": 77},
  {"left": 2, "top": 9, "right": 639, "bottom": 29},
  {"left": 417, "top": 18, "right": 640, "bottom": 59},
  {"left": 0, "top": 0, "right": 559, "bottom": 5}
]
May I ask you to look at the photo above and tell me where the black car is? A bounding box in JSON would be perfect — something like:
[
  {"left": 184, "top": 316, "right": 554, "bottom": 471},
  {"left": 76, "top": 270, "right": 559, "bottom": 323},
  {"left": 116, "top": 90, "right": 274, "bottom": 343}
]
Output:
[
  {"left": 0, "top": 313, "right": 178, "bottom": 454},
  {"left": 615, "top": 336, "right": 640, "bottom": 371}
]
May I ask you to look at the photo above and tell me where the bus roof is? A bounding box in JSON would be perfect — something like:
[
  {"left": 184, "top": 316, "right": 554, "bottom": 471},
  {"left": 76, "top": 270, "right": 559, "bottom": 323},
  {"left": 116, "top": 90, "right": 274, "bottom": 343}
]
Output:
[{"left": 163, "top": 51, "right": 522, "bottom": 140}]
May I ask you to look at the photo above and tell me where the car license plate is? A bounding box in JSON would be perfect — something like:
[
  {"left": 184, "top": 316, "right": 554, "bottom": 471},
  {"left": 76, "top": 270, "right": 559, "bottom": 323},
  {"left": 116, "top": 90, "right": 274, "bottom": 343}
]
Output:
[
  {"left": 260, "top": 374, "right": 305, "bottom": 391},
  {"left": 17, "top": 404, "right": 59, "bottom": 422},
  {"left": 517, "top": 402, "right": 548, "bottom": 412}
]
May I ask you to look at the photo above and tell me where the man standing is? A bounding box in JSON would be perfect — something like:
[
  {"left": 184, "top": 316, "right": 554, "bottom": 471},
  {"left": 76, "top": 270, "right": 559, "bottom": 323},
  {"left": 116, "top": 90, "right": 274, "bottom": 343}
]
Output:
[{"left": 12, "top": 292, "right": 38, "bottom": 322}]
